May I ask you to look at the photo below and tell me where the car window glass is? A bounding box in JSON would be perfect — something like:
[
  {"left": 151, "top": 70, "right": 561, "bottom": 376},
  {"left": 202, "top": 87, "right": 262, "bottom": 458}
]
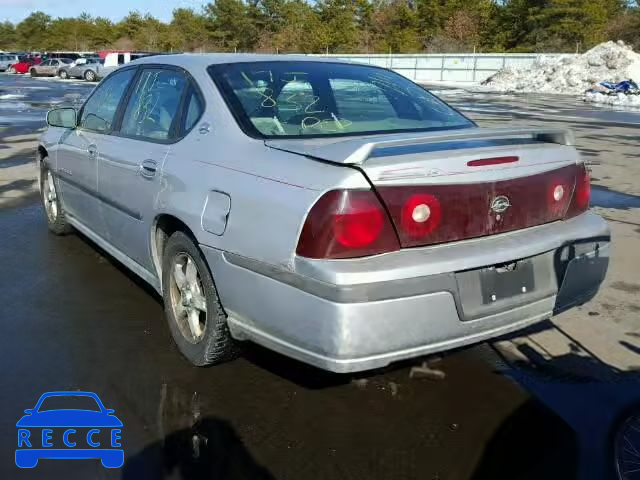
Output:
[
  {"left": 275, "top": 77, "right": 315, "bottom": 124},
  {"left": 212, "top": 61, "right": 473, "bottom": 138},
  {"left": 80, "top": 69, "right": 136, "bottom": 133},
  {"left": 184, "top": 89, "right": 203, "bottom": 132},
  {"left": 120, "top": 69, "right": 187, "bottom": 140},
  {"left": 118, "top": 54, "right": 125, "bottom": 65},
  {"left": 330, "top": 78, "right": 397, "bottom": 119}
]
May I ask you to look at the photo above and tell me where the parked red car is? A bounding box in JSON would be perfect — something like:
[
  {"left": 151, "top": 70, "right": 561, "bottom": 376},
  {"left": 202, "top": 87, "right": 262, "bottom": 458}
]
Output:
[{"left": 10, "top": 57, "right": 42, "bottom": 74}]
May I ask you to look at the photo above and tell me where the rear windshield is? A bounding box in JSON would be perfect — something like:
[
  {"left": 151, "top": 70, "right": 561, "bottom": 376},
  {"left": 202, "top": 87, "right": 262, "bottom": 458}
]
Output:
[{"left": 209, "top": 61, "right": 473, "bottom": 139}]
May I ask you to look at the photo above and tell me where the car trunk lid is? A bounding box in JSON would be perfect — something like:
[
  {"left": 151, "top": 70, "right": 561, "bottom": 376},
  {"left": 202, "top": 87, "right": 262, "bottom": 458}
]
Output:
[{"left": 268, "top": 127, "right": 587, "bottom": 249}]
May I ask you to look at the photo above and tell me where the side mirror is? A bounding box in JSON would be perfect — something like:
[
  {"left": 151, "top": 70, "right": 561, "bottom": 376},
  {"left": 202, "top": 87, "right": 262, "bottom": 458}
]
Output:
[
  {"left": 47, "top": 107, "right": 77, "bottom": 129},
  {"left": 24, "top": 409, "right": 33, "bottom": 414},
  {"left": 105, "top": 409, "right": 115, "bottom": 414}
]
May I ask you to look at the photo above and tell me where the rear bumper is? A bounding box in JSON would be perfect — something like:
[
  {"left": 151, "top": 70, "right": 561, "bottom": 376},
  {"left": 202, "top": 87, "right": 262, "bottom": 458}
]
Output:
[{"left": 203, "top": 212, "right": 610, "bottom": 373}]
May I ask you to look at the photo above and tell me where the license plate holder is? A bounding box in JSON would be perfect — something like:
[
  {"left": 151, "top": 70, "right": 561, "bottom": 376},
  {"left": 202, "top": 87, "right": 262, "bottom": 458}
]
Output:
[{"left": 479, "top": 260, "right": 535, "bottom": 304}]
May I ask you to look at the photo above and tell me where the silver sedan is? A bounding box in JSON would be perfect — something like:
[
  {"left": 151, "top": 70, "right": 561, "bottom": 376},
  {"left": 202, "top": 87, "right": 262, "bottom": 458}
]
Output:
[
  {"left": 30, "top": 58, "right": 73, "bottom": 77},
  {"left": 37, "top": 55, "right": 610, "bottom": 372},
  {"left": 59, "top": 57, "right": 102, "bottom": 80}
]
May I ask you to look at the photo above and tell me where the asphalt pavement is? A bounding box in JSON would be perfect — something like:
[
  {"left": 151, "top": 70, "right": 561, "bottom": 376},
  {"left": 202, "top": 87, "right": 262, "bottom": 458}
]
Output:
[{"left": 2, "top": 73, "right": 640, "bottom": 479}]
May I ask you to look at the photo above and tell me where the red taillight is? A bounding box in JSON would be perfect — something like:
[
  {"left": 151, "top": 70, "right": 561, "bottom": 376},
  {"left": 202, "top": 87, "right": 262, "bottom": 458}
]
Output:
[
  {"left": 401, "top": 194, "right": 442, "bottom": 238},
  {"left": 377, "top": 164, "right": 586, "bottom": 249},
  {"left": 566, "top": 163, "right": 590, "bottom": 218},
  {"left": 546, "top": 167, "right": 575, "bottom": 218},
  {"left": 296, "top": 190, "right": 400, "bottom": 259}
]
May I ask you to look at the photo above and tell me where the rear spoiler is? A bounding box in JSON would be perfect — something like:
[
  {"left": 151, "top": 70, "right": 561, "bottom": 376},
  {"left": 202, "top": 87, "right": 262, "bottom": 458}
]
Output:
[{"left": 265, "top": 127, "right": 575, "bottom": 165}]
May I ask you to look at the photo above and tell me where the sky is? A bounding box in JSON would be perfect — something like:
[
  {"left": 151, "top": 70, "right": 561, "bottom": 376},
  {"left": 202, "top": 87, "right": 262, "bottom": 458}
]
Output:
[{"left": 1, "top": 0, "right": 209, "bottom": 24}]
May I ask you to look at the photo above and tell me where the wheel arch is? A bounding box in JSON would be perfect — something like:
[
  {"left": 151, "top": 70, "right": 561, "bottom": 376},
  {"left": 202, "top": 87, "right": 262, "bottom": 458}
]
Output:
[
  {"left": 36, "top": 145, "right": 49, "bottom": 186},
  {"left": 152, "top": 213, "right": 199, "bottom": 281}
]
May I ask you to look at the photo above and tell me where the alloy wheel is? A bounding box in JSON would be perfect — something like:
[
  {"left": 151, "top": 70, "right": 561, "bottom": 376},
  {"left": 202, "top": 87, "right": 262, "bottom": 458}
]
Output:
[
  {"left": 169, "top": 253, "right": 208, "bottom": 344},
  {"left": 42, "top": 171, "right": 58, "bottom": 221}
]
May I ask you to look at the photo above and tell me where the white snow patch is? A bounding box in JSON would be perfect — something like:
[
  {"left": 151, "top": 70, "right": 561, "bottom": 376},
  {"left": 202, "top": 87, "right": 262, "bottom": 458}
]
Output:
[
  {"left": 0, "top": 93, "right": 26, "bottom": 100},
  {"left": 483, "top": 41, "right": 640, "bottom": 95},
  {"left": 584, "top": 91, "right": 640, "bottom": 108}
]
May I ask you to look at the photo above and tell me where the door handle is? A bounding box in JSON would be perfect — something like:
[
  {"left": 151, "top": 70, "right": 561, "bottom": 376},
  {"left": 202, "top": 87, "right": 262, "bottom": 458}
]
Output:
[
  {"left": 87, "top": 144, "right": 97, "bottom": 157},
  {"left": 139, "top": 159, "right": 158, "bottom": 178}
]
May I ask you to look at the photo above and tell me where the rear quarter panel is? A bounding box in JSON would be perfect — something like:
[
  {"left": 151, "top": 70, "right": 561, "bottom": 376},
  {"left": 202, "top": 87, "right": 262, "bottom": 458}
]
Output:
[
  {"left": 156, "top": 63, "right": 370, "bottom": 269},
  {"left": 161, "top": 138, "right": 369, "bottom": 271}
]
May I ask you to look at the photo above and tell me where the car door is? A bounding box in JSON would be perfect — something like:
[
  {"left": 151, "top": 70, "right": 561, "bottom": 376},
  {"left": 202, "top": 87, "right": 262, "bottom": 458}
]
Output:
[
  {"left": 47, "top": 60, "right": 59, "bottom": 75},
  {"left": 45, "top": 60, "right": 57, "bottom": 75},
  {"left": 56, "top": 68, "right": 137, "bottom": 237},
  {"left": 97, "top": 67, "right": 190, "bottom": 271},
  {"left": 35, "top": 59, "right": 49, "bottom": 74}
]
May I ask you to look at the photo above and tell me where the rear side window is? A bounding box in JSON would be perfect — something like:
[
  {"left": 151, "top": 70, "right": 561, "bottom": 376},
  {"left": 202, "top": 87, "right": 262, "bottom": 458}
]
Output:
[
  {"left": 80, "top": 68, "right": 136, "bottom": 133},
  {"left": 183, "top": 88, "right": 203, "bottom": 133},
  {"left": 120, "top": 69, "right": 188, "bottom": 141}
]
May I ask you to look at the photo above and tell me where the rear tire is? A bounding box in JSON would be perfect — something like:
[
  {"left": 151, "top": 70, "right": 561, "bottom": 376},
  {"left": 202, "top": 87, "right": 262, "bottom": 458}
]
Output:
[
  {"left": 41, "top": 167, "right": 72, "bottom": 235},
  {"left": 162, "top": 231, "right": 237, "bottom": 366},
  {"left": 58, "top": 69, "right": 68, "bottom": 79},
  {"left": 84, "top": 69, "right": 97, "bottom": 82},
  {"left": 30, "top": 68, "right": 38, "bottom": 77}
]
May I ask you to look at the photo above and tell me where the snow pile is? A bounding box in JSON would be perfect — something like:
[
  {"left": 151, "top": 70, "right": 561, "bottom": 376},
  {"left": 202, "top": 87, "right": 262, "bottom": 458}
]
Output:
[
  {"left": 584, "top": 91, "right": 640, "bottom": 108},
  {"left": 483, "top": 41, "right": 640, "bottom": 95}
]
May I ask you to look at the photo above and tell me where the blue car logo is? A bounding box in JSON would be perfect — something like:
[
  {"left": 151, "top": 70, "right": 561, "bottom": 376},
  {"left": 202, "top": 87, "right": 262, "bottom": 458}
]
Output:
[{"left": 15, "top": 391, "right": 123, "bottom": 468}]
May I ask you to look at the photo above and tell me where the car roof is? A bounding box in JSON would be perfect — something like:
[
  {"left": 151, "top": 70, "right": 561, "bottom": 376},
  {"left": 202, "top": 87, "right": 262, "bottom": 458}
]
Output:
[{"left": 132, "top": 53, "right": 352, "bottom": 69}]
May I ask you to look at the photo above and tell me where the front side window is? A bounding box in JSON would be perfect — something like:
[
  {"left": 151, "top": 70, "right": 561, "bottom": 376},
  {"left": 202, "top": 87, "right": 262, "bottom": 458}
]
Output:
[
  {"left": 209, "top": 61, "right": 473, "bottom": 138},
  {"left": 80, "top": 68, "right": 136, "bottom": 133},
  {"left": 120, "top": 69, "right": 187, "bottom": 140}
]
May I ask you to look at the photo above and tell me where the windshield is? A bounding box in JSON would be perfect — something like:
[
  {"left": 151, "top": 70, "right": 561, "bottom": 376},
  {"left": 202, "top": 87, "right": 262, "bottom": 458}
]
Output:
[
  {"left": 60, "top": 58, "right": 73, "bottom": 64},
  {"left": 209, "top": 61, "right": 473, "bottom": 139}
]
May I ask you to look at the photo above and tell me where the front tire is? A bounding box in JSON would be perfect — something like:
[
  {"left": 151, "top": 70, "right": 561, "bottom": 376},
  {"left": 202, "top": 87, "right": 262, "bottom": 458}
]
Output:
[
  {"left": 84, "top": 69, "right": 97, "bottom": 82},
  {"left": 162, "top": 231, "right": 236, "bottom": 366},
  {"left": 30, "top": 68, "right": 38, "bottom": 77},
  {"left": 58, "top": 69, "right": 68, "bottom": 79},
  {"left": 41, "top": 167, "right": 72, "bottom": 235}
]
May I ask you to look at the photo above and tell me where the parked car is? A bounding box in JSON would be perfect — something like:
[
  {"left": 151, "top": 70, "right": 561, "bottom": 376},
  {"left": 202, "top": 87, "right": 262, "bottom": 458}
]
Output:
[
  {"left": 66, "top": 57, "right": 106, "bottom": 81},
  {"left": 59, "top": 57, "right": 102, "bottom": 80},
  {"left": 10, "top": 57, "right": 41, "bottom": 74},
  {"left": 30, "top": 58, "right": 73, "bottom": 77},
  {"left": 0, "top": 54, "right": 20, "bottom": 72},
  {"left": 77, "top": 53, "right": 155, "bottom": 82},
  {"left": 45, "top": 52, "right": 84, "bottom": 61},
  {"left": 38, "top": 55, "right": 610, "bottom": 373}
]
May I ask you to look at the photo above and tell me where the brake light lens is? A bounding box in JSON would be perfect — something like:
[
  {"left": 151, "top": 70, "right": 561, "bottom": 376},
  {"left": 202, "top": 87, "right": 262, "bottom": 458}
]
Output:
[
  {"left": 296, "top": 190, "right": 400, "bottom": 259},
  {"left": 566, "top": 163, "right": 590, "bottom": 218},
  {"left": 377, "top": 164, "right": 586, "bottom": 249},
  {"left": 467, "top": 156, "right": 519, "bottom": 167},
  {"left": 401, "top": 194, "right": 442, "bottom": 237}
]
